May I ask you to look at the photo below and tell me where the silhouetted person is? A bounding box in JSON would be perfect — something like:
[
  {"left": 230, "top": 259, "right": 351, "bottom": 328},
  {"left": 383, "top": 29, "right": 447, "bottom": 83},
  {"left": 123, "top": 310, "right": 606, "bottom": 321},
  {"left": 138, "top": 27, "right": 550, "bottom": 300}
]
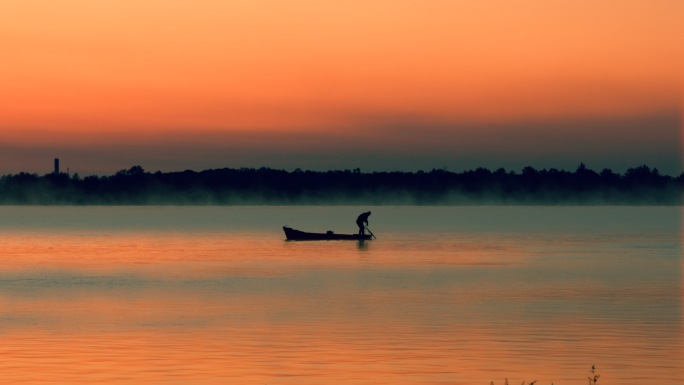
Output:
[{"left": 356, "top": 211, "right": 371, "bottom": 235}]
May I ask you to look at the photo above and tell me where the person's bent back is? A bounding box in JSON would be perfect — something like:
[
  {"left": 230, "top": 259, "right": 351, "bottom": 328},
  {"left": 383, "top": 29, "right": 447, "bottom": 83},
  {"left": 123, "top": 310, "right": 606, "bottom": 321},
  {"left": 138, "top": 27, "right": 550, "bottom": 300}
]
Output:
[{"left": 356, "top": 211, "right": 371, "bottom": 235}]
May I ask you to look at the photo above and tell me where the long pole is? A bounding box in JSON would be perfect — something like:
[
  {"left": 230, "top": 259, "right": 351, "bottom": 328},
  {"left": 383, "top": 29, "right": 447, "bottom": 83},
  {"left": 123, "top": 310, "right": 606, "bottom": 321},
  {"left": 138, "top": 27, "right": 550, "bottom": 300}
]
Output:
[{"left": 365, "top": 226, "right": 376, "bottom": 239}]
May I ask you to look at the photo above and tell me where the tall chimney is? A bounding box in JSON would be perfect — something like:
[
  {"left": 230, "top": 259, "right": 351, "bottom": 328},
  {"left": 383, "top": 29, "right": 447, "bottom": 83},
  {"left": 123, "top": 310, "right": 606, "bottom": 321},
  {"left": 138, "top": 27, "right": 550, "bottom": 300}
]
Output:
[{"left": 54, "top": 158, "right": 60, "bottom": 175}]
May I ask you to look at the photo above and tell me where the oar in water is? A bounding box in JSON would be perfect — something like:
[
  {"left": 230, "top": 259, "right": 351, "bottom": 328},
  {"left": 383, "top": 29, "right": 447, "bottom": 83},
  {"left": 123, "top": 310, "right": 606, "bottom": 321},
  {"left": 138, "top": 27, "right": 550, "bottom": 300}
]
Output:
[{"left": 365, "top": 226, "right": 376, "bottom": 239}]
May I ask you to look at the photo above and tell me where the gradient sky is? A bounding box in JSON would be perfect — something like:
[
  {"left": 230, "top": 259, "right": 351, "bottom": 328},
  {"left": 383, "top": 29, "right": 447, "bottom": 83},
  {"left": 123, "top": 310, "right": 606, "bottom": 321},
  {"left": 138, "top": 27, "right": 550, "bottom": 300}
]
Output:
[{"left": 1, "top": 1, "right": 682, "bottom": 175}]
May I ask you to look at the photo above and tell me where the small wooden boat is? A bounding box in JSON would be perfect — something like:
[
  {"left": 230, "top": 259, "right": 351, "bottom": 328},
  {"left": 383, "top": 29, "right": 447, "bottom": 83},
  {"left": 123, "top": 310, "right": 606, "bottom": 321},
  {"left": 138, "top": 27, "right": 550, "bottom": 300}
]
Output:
[{"left": 283, "top": 226, "right": 373, "bottom": 241}]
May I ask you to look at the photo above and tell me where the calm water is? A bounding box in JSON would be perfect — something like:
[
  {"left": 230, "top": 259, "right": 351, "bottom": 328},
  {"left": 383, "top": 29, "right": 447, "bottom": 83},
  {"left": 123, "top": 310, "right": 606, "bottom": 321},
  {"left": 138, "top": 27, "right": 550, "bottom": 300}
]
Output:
[{"left": 0, "top": 206, "right": 681, "bottom": 384}]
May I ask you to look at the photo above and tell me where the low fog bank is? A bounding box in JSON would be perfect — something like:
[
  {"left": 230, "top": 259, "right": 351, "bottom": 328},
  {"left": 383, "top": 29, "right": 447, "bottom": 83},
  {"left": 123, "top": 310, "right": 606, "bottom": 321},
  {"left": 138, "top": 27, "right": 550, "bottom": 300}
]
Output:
[{"left": 0, "top": 164, "right": 682, "bottom": 205}]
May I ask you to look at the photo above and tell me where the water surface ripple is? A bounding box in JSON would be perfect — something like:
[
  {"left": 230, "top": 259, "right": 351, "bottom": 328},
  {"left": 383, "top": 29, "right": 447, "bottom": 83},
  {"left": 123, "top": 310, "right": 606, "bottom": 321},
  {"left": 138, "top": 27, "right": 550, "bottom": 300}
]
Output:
[{"left": 0, "top": 206, "right": 680, "bottom": 384}]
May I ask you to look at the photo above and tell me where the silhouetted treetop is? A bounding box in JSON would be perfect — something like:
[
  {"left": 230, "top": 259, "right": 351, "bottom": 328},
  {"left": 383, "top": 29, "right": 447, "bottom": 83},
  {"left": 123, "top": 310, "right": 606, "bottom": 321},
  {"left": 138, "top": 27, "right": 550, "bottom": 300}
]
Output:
[{"left": 0, "top": 164, "right": 681, "bottom": 205}]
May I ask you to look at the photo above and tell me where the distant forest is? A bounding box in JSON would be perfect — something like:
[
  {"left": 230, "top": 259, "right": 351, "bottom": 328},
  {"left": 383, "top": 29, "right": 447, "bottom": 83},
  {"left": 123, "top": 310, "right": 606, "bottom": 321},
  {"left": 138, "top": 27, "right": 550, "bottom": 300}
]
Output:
[{"left": 1, "top": 164, "right": 682, "bottom": 205}]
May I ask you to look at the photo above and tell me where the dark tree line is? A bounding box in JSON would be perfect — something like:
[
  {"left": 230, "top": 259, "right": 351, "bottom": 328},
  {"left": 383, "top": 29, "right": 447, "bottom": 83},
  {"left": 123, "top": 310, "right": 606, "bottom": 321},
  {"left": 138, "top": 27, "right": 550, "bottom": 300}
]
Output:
[{"left": 0, "top": 164, "right": 682, "bottom": 205}]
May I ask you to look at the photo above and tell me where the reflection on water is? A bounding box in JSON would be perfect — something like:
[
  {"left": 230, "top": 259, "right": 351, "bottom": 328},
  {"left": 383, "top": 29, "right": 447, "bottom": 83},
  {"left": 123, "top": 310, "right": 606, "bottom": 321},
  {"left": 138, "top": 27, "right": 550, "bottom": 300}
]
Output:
[{"left": 0, "top": 206, "right": 681, "bottom": 384}]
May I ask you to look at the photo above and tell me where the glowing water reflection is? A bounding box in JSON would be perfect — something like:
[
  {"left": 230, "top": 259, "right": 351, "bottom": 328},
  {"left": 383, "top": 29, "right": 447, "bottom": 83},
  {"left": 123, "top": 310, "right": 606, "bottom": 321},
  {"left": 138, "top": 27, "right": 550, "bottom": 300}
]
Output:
[{"left": 0, "top": 206, "right": 680, "bottom": 384}]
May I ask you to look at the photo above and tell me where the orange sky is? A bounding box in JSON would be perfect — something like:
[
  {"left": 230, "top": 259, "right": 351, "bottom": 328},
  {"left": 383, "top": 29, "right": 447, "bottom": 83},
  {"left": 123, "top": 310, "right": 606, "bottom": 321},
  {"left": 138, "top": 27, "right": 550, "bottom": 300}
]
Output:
[{"left": 0, "top": 1, "right": 682, "bottom": 174}]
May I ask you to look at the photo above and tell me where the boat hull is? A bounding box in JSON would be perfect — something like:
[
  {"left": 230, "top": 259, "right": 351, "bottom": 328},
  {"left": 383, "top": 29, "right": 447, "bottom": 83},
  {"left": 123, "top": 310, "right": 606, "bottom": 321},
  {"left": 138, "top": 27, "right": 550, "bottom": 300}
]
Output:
[{"left": 283, "top": 226, "right": 372, "bottom": 241}]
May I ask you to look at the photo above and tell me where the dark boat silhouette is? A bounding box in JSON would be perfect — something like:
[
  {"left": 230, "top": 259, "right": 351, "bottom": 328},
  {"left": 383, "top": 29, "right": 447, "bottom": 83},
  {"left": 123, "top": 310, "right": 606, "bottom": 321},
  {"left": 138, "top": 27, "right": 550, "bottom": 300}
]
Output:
[{"left": 283, "top": 226, "right": 373, "bottom": 241}]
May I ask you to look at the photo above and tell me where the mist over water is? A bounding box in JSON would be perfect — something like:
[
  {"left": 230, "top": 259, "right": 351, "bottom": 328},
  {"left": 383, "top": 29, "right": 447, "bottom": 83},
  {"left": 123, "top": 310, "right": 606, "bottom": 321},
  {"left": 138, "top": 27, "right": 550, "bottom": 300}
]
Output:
[{"left": 0, "top": 206, "right": 681, "bottom": 384}]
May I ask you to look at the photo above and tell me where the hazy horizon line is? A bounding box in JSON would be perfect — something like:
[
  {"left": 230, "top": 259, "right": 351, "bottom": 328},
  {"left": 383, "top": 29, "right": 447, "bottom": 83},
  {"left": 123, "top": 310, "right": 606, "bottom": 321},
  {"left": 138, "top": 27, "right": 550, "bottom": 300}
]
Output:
[{"left": 4, "top": 162, "right": 683, "bottom": 178}]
